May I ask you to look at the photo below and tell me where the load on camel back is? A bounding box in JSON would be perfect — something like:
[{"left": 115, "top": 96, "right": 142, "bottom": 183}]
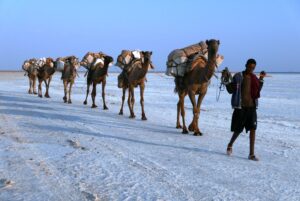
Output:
[
  {"left": 165, "top": 41, "right": 224, "bottom": 77},
  {"left": 80, "top": 52, "right": 111, "bottom": 72},
  {"left": 115, "top": 50, "right": 155, "bottom": 88}
]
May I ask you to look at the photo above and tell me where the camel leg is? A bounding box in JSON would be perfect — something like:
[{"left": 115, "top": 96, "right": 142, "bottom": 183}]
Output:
[
  {"left": 38, "top": 79, "right": 43, "bottom": 98},
  {"left": 180, "top": 93, "right": 188, "bottom": 134},
  {"left": 44, "top": 80, "right": 49, "bottom": 98},
  {"left": 189, "top": 93, "right": 204, "bottom": 136},
  {"left": 194, "top": 88, "right": 207, "bottom": 136},
  {"left": 128, "top": 85, "right": 135, "bottom": 118},
  {"left": 140, "top": 83, "right": 147, "bottom": 120},
  {"left": 130, "top": 86, "right": 136, "bottom": 118},
  {"left": 33, "top": 77, "right": 37, "bottom": 94},
  {"left": 28, "top": 77, "right": 33, "bottom": 94},
  {"left": 91, "top": 82, "right": 97, "bottom": 108},
  {"left": 176, "top": 94, "right": 182, "bottom": 128},
  {"left": 63, "top": 81, "right": 68, "bottom": 103},
  {"left": 102, "top": 79, "right": 108, "bottom": 110},
  {"left": 45, "top": 76, "right": 52, "bottom": 98},
  {"left": 68, "top": 82, "right": 73, "bottom": 104},
  {"left": 188, "top": 90, "right": 198, "bottom": 134},
  {"left": 84, "top": 82, "right": 90, "bottom": 105},
  {"left": 127, "top": 87, "right": 132, "bottom": 116},
  {"left": 119, "top": 88, "right": 126, "bottom": 115}
]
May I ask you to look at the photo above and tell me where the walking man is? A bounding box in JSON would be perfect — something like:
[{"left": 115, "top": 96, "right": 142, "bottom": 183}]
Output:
[{"left": 225, "top": 59, "right": 265, "bottom": 161}]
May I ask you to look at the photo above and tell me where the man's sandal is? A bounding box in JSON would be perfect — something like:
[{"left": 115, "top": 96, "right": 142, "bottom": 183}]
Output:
[{"left": 226, "top": 146, "right": 232, "bottom": 156}]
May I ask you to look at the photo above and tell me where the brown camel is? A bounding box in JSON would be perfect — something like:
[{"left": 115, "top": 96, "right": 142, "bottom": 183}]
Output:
[
  {"left": 37, "top": 58, "right": 55, "bottom": 98},
  {"left": 119, "top": 51, "right": 153, "bottom": 120},
  {"left": 81, "top": 52, "right": 107, "bottom": 105},
  {"left": 175, "top": 39, "right": 220, "bottom": 135},
  {"left": 61, "top": 56, "right": 80, "bottom": 104},
  {"left": 86, "top": 55, "right": 114, "bottom": 109},
  {"left": 22, "top": 59, "right": 38, "bottom": 94}
]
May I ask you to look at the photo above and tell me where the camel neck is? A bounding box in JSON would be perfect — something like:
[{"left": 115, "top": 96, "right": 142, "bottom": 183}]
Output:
[
  {"left": 205, "top": 53, "right": 217, "bottom": 81},
  {"left": 103, "top": 62, "right": 110, "bottom": 74},
  {"left": 142, "top": 58, "right": 150, "bottom": 72}
]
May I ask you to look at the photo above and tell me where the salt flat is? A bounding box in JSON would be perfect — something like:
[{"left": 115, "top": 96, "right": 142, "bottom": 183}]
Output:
[{"left": 0, "top": 72, "right": 299, "bottom": 201}]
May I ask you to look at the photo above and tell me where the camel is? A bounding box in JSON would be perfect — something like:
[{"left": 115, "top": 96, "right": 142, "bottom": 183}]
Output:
[
  {"left": 81, "top": 52, "right": 107, "bottom": 105},
  {"left": 37, "top": 58, "right": 55, "bottom": 98},
  {"left": 22, "top": 59, "right": 38, "bottom": 94},
  {"left": 60, "top": 56, "right": 80, "bottom": 104},
  {"left": 85, "top": 55, "right": 114, "bottom": 109},
  {"left": 119, "top": 51, "right": 153, "bottom": 120},
  {"left": 175, "top": 39, "right": 220, "bottom": 135}
]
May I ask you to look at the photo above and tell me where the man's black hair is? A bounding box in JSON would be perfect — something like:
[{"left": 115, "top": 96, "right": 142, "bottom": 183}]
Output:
[{"left": 246, "top": 58, "right": 256, "bottom": 66}]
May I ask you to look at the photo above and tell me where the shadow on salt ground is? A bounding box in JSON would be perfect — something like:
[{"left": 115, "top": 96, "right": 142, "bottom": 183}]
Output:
[
  {"left": 0, "top": 101, "right": 54, "bottom": 111},
  {"left": 0, "top": 93, "right": 44, "bottom": 104},
  {"left": 31, "top": 123, "right": 236, "bottom": 160},
  {"left": 0, "top": 109, "right": 82, "bottom": 122}
]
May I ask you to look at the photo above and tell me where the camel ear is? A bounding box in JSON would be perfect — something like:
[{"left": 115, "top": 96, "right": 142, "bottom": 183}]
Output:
[
  {"left": 217, "top": 40, "right": 220, "bottom": 45},
  {"left": 206, "top": 40, "right": 209, "bottom": 45},
  {"left": 150, "top": 51, "right": 152, "bottom": 55}
]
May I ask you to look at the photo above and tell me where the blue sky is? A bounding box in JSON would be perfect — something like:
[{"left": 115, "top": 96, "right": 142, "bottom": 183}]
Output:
[{"left": 0, "top": 0, "right": 299, "bottom": 72}]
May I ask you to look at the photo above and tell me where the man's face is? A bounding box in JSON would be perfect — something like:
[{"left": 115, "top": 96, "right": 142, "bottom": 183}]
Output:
[{"left": 246, "top": 63, "right": 256, "bottom": 74}]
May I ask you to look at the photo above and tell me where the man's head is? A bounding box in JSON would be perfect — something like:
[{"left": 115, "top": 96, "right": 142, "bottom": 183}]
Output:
[{"left": 245, "top": 58, "right": 256, "bottom": 74}]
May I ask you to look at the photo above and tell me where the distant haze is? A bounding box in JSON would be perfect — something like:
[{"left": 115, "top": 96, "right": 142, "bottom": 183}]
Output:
[{"left": 0, "top": 0, "right": 299, "bottom": 72}]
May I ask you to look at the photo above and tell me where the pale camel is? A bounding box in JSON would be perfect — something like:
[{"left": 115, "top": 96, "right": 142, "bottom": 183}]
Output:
[
  {"left": 61, "top": 56, "right": 80, "bottom": 104},
  {"left": 22, "top": 59, "right": 38, "bottom": 94},
  {"left": 37, "top": 58, "right": 55, "bottom": 98}
]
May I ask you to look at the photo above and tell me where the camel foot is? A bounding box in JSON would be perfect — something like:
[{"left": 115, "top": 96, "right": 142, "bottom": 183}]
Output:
[
  {"left": 119, "top": 111, "right": 123, "bottom": 115},
  {"left": 28, "top": 91, "right": 32, "bottom": 94},
  {"left": 129, "top": 114, "right": 136, "bottom": 119},
  {"left": 176, "top": 124, "right": 182, "bottom": 129},
  {"left": 68, "top": 100, "right": 72, "bottom": 104},
  {"left": 188, "top": 124, "right": 195, "bottom": 132},
  {"left": 141, "top": 115, "right": 147, "bottom": 121},
  {"left": 33, "top": 92, "right": 37, "bottom": 95},
  {"left": 83, "top": 100, "right": 87, "bottom": 105},
  {"left": 103, "top": 106, "right": 108, "bottom": 110},
  {"left": 45, "top": 94, "right": 50, "bottom": 98},
  {"left": 193, "top": 131, "right": 203, "bottom": 136},
  {"left": 182, "top": 127, "right": 189, "bottom": 134},
  {"left": 91, "top": 104, "right": 97, "bottom": 108},
  {"left": 38, "top": 94, "right": 43, "bottom": 98},
  {"left": 248, "top": 155, "right": 259, "bottom": 161}
]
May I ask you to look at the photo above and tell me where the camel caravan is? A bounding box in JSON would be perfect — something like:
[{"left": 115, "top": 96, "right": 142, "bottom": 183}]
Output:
[{"left": 21, "top": 39, "right": 224, "bottom": 128}]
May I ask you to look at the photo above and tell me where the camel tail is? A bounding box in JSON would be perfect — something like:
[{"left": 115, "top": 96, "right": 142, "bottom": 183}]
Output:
[{"left": 174, "top": 76, "right": 184, "bottom": 93}]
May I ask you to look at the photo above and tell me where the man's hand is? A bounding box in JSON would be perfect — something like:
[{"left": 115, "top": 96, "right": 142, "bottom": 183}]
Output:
[{"left": 259, "top": 71, "right": 266, "bottom": 80}]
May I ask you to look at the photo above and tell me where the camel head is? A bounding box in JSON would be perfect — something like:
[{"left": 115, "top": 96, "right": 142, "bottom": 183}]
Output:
[
  {"left": 22, "top": 60, "right": 31, "bottom": 71},
  {"left": 103, "top": 55, "right": 114, "bottom": 67},
  {"left": 67, "top": 56, "right": 80, "bottom": 69},
  {"left": 46, "top": 58, "right": 54, "bottom": 68},
  {"left": 206, "top": 39, "right": 220, "bottom": 56},
  {"left": 141, "top": 51, "right": 152, "bottom": 61},
  {"left": 141, "top": 51, "right": 154, "bottom": 69}
]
